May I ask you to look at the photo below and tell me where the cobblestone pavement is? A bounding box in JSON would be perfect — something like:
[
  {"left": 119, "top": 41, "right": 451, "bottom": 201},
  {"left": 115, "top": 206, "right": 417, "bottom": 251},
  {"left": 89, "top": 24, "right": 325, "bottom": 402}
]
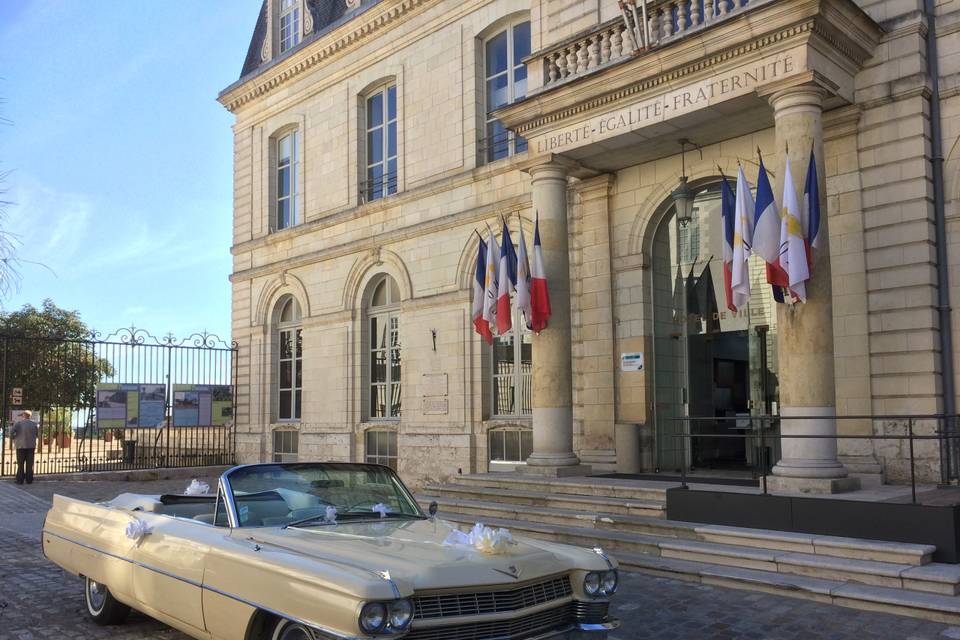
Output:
[{"left": 2, "top": 476, "right": 960, "bottom": 640}]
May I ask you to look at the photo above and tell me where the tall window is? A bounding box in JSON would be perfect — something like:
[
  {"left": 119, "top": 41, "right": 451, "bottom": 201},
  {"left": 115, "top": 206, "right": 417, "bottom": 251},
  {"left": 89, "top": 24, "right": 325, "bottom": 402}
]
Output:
[
  {"left": 273, "top": 429, "right": 299, "bottom": 462},
  {"left": 365, "top": 429, "right": 398, "bottom": 469},
  {"left": 492, "top": 306, "right": 532, "bottom": 417},
  {"left": 277, "top": 297, "right": 302, "bottom": 421},
  {"left": 364, "top": 85, "right": 398, "bottom": 202},
  {"left": 483, "top": 20, "right": 530, "bottom": 162},
  {"left": 279, "top": 0, "right": 300, "bottom": 53},
  {"left": 276, "top": 131, "right": 299, "bottom": 230},
  {"left": 368, "top": 275, "right": 401, "bottom": 419}
]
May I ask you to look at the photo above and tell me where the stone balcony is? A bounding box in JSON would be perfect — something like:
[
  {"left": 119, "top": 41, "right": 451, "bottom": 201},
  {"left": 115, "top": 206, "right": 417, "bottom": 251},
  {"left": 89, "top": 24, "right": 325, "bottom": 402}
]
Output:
[{"left": 530, "top": 0, "right": 761, "bottom": 97}]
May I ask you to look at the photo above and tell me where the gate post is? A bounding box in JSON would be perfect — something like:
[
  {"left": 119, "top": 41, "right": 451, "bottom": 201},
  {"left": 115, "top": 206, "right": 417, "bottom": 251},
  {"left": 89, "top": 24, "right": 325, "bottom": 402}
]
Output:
[{"left": 1, "top": 337, "right": 7, "bottom": 477}]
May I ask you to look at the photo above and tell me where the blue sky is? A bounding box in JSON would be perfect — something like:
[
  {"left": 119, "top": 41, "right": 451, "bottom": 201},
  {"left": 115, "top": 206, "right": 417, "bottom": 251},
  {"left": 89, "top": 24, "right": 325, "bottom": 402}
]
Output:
[{"left": 0, "top": 1, "right": 262, "bottom": 342}]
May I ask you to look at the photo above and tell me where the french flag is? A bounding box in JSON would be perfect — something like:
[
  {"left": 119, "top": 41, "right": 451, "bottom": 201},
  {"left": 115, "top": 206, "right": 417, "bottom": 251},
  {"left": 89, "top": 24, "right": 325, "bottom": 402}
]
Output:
[
  {"left": 803, "top": 148, "right": 821, "bottom": 270},
  {"left": 530, "top": 214, "right": 551, "bottom": 333},
  {"left": 471, "top": 239, "right": 492, "bottom": 344},
  {"left": 732, "top": 165, "right": 755, "bottom": 310},
  {"left": 720, "top": 172, "right": 737, "bottom": 312},
  {"left": 753, "top": 155, "right": 789, "bottom": 297},
  {"left": 496, "top": 221, "right": 518, "bottom": 335},
  {"left": 516, "top": 223, "right": 532, "bottom": 329}
]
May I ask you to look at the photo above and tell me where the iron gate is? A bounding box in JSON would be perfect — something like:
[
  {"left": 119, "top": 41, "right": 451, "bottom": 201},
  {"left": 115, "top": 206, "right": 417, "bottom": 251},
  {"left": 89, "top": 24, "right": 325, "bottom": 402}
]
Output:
[{"left": 0, "top": 327, "right": 237, "bottom": 476}]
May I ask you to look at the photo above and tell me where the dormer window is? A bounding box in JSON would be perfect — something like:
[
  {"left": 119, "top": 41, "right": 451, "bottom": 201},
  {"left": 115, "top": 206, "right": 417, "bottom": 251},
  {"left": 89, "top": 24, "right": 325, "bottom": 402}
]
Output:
[{"left": 279, "top": 0, "right": 301, "bottom": 53}]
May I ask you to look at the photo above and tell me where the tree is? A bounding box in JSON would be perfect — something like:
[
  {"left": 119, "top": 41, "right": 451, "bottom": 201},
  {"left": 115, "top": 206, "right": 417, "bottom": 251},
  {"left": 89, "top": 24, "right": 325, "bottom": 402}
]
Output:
[{"left": 0, "top": 300, "right": 113, "bottom": 423}]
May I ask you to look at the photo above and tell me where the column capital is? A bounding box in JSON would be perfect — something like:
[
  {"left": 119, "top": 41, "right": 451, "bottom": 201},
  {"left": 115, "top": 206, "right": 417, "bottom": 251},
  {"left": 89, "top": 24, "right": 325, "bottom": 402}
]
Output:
[
  {"left": 519, "top": 153, "right": 595, "bottom": 180},
  {"left": 756, "top": 70, "right": 836, "bottom": 108},
  {"left": 573, "top": 173, "right": 616, "bottom": 202}
]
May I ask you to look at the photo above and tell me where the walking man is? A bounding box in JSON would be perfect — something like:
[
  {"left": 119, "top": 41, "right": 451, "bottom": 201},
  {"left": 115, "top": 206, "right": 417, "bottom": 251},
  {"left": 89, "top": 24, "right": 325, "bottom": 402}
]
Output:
[{"left": 11, "top": 410, "right": 38, "bottom": 485}]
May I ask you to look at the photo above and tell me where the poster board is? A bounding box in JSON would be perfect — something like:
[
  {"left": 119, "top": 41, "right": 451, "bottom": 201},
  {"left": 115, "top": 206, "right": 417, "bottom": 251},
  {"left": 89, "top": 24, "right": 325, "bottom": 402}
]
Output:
[
  {"left": 173, "top": 385, "right": 233, "bottom": 427},
  {"left": 96, "top": 384, "right": 168, "bottom": 429}
]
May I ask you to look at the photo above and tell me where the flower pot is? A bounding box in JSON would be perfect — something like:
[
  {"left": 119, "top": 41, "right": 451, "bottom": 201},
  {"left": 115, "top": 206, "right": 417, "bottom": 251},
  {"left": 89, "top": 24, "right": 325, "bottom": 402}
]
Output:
[
  {"left": 57, "top": 433, "right": 72, "bottom": 448},
  {"left": 103, "top": 431, "right": 113, "bottom": 443}
]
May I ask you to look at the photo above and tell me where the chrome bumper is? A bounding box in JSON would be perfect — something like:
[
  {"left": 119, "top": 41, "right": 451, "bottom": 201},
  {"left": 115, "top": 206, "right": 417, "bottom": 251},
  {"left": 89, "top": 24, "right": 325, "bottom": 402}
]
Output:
[{"left": 534, "top": 619, "right": 621, "bottom": 640}]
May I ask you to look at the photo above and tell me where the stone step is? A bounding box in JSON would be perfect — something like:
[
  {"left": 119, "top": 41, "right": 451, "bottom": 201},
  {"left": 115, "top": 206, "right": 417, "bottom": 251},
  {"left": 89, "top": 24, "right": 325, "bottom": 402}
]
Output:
[
  {"left": 422, "top": 483, "right": 666, "bottom": 517},
  {"left": 616, "top": 552, "right": 960, "bottom": 626},
  {"left": 418, "top": 495, "right": 694, "bottom": 538},
  {"left": 658, "top": 539, "right": 957, "bottom": 596},
  {"left": 449, "top": 473, "right": 669, "bottom": 502},
  {"left": 694, "top": 524, "right": 935, "bottom": 566},
  {"left": 437, "top": 512, "right": 959, "bottom": 596}
]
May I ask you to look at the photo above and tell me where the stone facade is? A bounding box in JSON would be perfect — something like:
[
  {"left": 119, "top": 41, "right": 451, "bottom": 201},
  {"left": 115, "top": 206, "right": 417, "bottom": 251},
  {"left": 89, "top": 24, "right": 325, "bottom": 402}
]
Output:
[{"left": 219, "top": 0, "right": 960, "bottom": 488}]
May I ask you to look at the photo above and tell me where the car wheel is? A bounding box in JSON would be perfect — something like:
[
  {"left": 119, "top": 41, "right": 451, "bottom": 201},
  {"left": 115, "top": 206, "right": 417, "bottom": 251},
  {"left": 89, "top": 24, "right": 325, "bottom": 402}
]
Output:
[
  {"left": 84, "top": 576, "right": 130, "bottom": 625},
  {"left": 271, "top": 619, "right": 316, "bottom": 640}
]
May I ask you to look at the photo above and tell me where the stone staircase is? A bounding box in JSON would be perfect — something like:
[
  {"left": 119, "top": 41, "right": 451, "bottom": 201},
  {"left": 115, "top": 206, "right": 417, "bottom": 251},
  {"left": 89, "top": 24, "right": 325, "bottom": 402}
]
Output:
[{"left": 419, "top": 473, "right": 960, "bottom": 624}]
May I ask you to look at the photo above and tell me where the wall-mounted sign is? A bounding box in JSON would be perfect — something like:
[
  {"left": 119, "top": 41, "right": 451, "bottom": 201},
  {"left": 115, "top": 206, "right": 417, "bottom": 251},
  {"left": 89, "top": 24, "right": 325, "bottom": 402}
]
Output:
[
  {"left": 10, "top": 387, "right": 22, "bottom": 406},
  {"left": 620, "top": 352, "right": 644, "bottom": 372}
]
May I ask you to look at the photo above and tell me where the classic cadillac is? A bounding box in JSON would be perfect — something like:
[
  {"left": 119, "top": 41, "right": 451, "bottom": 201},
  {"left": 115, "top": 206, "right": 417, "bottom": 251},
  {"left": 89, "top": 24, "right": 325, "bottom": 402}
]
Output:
[{"left": 42, "top": 463, "right": 621, "bottom": 640}]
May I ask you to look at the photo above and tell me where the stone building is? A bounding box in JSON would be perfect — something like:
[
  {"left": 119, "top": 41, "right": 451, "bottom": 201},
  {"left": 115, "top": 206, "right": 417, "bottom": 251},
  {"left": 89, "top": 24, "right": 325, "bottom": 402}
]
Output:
[{"left": 218, "top": 0, "right": 960, "bottom": 490}]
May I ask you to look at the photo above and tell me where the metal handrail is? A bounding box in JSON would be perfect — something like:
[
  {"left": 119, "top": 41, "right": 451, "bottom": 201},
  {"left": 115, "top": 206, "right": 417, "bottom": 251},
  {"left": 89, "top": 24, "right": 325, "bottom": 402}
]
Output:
[{"left": 668, "top": 414, "right": 960, "bottom": 504}]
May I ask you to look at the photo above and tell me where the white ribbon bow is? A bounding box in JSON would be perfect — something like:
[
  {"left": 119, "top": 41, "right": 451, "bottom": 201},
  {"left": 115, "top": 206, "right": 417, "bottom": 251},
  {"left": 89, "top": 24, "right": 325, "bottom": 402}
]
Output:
[
  {"left": 324, "top": 506, "right": 338, "bottom": 523},
  {"left": 443, "top": 522, "right": 515, "bottom": 554},
  {"left": 372, "top": 503, "right": 390, "bottom": 518},
  {"left": 184, "top": 479, "right": 210, "bottom": 496},
  {"left": 125, "top": 518, "right": 152, "bottom": 544}
]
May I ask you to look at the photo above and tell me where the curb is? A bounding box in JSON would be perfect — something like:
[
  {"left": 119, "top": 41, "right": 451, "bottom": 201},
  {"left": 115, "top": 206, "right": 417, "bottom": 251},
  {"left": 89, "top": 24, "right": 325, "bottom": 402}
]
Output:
[{"left": 27, "top": 465, "right": 231, "bottom": 483}]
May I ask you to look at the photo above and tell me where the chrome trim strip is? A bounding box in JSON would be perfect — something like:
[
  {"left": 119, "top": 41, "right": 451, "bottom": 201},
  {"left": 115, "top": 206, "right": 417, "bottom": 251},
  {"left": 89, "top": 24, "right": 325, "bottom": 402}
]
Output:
[
  {"left": 576, "top": 619, "right": 621, "bottom": 631},
  {"left": 591, "top": 547, "right": 614, "bottom": 570},
  {"left": 42, "top": 529, "right": 367, "bottom": 640},
  {"left": 219, "top": 473, "right": 240, "bottom": 528}
]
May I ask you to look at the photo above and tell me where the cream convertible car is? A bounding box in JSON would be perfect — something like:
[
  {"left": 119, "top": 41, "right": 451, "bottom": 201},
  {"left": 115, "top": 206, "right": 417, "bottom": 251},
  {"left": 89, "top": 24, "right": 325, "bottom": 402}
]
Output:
[{"left": 42, "top": 462, "right": 621, "bottom": 640}]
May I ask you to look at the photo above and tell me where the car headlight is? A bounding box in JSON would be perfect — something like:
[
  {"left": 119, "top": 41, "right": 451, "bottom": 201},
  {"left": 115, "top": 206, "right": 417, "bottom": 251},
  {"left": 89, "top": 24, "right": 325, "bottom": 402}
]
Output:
[
  {"left": 388, "top": 599, "right": 413, "bottom": 630},
  {"left": 359, "top": 602, "right": 387, "bottom": 634},
  {"left": 601, "top": 569, "right": 618, "bottom": 595},
  {"left": 359, "top": 599, "right": 413, "bottom": 634},
  {"left": 583, "top": 571, "right": 601, "bottom": 596}
]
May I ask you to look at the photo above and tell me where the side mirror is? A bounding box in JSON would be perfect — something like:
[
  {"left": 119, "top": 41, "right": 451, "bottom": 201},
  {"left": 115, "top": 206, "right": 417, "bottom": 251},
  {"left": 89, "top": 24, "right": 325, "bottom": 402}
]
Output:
[{"left": 428, "top": 501, "right": 438, "bottom": 517}]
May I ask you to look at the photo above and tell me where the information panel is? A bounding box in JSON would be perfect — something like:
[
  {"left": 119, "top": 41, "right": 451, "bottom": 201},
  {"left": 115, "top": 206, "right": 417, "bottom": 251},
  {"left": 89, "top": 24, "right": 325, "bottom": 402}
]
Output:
[
  {"left": 173, "top": 385, "right": 233, "bottom": 427},
  {"left": 96, "top": 384, "right": 169, "bottom": 429}
]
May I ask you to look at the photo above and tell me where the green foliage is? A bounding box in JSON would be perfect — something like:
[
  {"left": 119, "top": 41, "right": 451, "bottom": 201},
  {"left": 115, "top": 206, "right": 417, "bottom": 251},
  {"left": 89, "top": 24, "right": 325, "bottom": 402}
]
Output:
[{"left": 0, "top": 299, "right": 114, "bottom": 415}]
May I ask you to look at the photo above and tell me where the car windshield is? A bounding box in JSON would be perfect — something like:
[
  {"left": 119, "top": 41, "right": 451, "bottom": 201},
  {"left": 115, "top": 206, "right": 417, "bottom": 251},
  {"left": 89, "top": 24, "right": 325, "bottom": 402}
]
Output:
[{"left": 223, "top": 463, "right": 424, "bottom": 527}]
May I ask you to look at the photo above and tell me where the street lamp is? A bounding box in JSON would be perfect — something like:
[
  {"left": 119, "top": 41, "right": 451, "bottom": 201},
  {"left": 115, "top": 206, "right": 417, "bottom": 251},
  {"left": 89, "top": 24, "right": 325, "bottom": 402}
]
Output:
[{"left": 672, "top": 138, "right": 695, "bottom": 227}]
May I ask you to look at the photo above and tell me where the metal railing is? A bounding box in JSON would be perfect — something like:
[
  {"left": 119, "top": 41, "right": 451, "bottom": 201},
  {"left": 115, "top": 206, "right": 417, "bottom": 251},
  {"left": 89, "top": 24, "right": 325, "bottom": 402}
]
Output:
[
  {"left": 0, "top": 327, "right": 237, "bottom": 477},
  {"left": 671, "top": 414, "right": 960, "bottom": 505}
]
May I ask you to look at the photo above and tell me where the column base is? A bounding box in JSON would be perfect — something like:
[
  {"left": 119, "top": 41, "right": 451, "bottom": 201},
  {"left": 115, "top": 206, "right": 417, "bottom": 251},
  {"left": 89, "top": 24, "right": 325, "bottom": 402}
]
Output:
[
  {"left": 765, "top": 475, "right": 861, "bottom": 494},
  {"left": 516, "top": 463, "right": 593, "bottom": 477}
]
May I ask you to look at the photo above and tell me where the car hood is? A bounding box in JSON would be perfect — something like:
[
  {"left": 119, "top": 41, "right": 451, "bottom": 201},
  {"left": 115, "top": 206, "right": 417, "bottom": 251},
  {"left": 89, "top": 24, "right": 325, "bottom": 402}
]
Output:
[{"left": 243, "top": 518, "right": 599, "bottom": 591}]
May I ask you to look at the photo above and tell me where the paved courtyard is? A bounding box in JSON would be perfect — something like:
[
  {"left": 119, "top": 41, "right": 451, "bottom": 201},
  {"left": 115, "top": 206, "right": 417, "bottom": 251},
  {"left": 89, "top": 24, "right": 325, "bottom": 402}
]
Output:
[{"left": 2, "top": 477, "right": 960, "bottom": 640}]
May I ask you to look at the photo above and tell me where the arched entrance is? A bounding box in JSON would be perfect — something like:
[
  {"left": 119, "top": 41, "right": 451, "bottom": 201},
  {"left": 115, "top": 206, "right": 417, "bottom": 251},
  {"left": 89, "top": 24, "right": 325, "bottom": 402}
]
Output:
[{"left": 651, "top": 179, "right": 781, "bottom": 477}]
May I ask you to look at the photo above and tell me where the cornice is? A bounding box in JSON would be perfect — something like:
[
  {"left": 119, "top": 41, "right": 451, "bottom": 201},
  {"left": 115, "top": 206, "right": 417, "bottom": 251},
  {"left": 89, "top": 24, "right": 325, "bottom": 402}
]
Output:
[{"left": 219, "top": 0, "right": 433, "bottom": 113}]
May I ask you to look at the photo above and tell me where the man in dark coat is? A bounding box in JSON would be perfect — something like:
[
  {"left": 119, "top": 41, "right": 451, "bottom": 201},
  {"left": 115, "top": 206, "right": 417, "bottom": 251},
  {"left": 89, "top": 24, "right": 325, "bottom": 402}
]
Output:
[{"left": 11, "top": 410, "right": 38, "bottom": 484}]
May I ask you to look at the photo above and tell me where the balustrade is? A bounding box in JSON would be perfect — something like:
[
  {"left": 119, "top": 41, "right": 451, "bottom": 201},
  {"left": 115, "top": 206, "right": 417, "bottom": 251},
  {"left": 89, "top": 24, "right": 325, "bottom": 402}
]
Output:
[{"left": 540, "top": 0, "right": 753, "bottom": 89}]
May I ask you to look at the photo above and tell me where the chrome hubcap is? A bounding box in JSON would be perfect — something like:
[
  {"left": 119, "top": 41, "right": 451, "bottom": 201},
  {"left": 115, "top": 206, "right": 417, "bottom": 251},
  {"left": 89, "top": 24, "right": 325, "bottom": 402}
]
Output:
[
  {"left": 87, "top": 580, "right": 107, "bottom": 613},
  {"left": 277, "top": 622, "right": 314, "bottom": 640}
]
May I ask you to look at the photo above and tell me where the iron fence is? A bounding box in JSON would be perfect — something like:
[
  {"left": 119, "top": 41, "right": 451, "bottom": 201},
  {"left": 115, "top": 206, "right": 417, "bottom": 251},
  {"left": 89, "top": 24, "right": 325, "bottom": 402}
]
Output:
[
  {"left": 0, "top": 327, "right": 237, "bottom": 477},
  {"left": 672, "top": 414, "right": 960, "bottom": 504}
]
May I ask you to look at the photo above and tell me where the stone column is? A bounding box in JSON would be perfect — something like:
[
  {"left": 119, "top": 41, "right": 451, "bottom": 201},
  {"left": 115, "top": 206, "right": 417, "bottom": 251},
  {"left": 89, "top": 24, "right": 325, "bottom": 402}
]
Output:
[
  {"left": 523, "top": 160, "right": 589, "bottom": 476},
  {"left": 766, "top": 84, "right": 859, "bottom": 494}
]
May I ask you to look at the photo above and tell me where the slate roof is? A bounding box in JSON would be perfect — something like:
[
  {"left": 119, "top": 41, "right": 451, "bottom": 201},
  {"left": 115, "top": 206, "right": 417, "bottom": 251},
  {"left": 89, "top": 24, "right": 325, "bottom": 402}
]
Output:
[{"left": 239, "top": 0, "right": 352, "bottom": 79}]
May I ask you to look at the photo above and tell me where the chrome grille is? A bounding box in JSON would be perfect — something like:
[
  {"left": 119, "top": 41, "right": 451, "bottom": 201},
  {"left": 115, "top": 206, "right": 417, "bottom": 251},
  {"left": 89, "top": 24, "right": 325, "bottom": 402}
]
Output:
[
  {"left": 405, "top": 603, "right": 574, "bottom": 640},
  {"left": 413, "top": 575, "right": 572, "bottom": 619},
  {"left": 573, "top": 600, "right": 610, "bottom": 623}
]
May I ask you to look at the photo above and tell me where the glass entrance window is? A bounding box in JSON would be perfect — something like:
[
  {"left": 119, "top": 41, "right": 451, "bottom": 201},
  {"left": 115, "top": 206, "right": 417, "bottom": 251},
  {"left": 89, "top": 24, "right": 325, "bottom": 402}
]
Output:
[
  {"left": 492, "top": 307, "right": 532, "bottom": 417},
  {"left": 651, "top": 182, "right": 780, "bottom": 475}
]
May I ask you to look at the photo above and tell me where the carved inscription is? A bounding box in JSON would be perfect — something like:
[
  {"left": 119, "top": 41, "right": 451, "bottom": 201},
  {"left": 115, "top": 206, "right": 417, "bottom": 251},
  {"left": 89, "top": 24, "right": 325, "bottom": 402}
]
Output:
[
  {"left": 532, "top": 54, "right": 798, "bottom": 155},
  {"left": 421, "top": 373, "right": 448, "bottom": 397},
  {"left": 422, "top": 398, "right": 449, "bottom": 415}
]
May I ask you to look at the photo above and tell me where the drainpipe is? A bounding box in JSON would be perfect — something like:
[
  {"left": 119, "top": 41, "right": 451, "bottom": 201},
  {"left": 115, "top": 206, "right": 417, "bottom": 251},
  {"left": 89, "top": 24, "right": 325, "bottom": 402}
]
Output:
[{"left": 925, "top": 0, "right": 957, "bottom": 482}]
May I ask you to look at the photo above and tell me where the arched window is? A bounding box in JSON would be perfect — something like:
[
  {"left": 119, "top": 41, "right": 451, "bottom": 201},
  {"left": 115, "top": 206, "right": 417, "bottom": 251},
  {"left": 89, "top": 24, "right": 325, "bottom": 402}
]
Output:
[
  {"left": 492, "top": 306, "right": 532, "bottom": 417},
  {"left": 276, "top": 296, "right": 302, "bottom": 421},
  {"left": 482, "top": 18, "right": 530, "bottom": 163},
  {"left": 275, "top": 130, "right": 299, "bottom": 230},
  {"left": 367, "top": 275, "right": 401, "bottom": 419}
]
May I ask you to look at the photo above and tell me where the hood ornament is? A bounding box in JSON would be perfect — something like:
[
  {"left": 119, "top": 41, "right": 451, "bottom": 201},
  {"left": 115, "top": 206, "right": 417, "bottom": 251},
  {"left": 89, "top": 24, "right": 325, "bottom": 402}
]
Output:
[{"left": 494, "top": 564, "right": 522, "bottom": 580}]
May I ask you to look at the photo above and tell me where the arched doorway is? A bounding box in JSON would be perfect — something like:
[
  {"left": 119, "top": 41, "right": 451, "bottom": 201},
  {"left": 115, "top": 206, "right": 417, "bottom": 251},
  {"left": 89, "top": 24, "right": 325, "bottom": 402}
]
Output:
[{"left": 651, "top": 180, "right": 781, "bottom": 477}]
